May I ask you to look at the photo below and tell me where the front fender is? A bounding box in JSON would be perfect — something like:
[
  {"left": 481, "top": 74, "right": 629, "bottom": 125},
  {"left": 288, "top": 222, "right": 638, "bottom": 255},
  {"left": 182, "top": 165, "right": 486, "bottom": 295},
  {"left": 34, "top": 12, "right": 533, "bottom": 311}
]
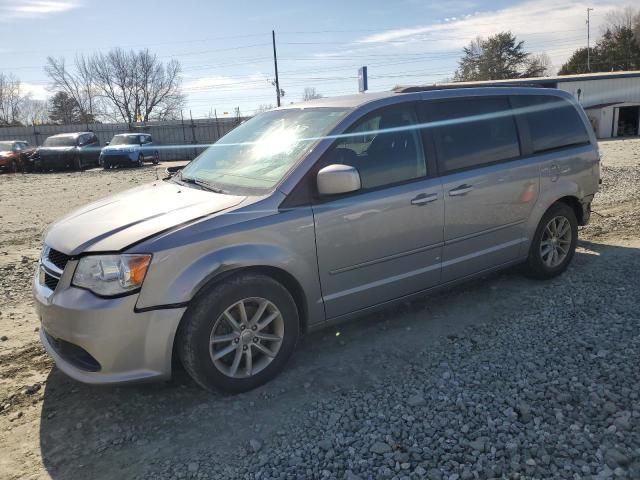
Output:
[
  {"left": 148, "top": 243, "right": 307, "bottom": 305},
  {"left": 133, "top": 205, "right": 326, "bottom": 327}
]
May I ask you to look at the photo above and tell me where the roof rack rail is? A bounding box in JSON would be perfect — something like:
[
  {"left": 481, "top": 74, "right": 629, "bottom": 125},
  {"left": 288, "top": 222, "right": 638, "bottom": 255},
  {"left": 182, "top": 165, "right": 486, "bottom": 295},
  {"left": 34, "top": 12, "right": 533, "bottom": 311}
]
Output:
[{"left": 393, "top": 82, "right": 547, "bottom": 93}]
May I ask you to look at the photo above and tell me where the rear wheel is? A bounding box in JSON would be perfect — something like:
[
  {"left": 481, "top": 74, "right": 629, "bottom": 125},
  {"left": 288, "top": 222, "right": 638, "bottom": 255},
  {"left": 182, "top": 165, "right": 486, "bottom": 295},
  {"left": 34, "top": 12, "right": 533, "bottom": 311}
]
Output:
[
  {"left": 523, "top": 202, "right": 578, "bottom": 279},
  {"left": 177, "top": 273, "right": 299, "bottom": 393},
  {"left": 152, "top": 151, "right": 160, "bottom": 165}
]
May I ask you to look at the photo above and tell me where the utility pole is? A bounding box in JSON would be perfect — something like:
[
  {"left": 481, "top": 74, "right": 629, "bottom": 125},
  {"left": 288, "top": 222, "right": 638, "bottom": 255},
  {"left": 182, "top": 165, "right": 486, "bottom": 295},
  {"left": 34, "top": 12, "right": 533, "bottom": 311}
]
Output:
[
  {"left": 586, "top": 8, "right": 594, "bottom": 72},
  {"left": 272, "top": 30, "right": 281, "bottom": 107}
]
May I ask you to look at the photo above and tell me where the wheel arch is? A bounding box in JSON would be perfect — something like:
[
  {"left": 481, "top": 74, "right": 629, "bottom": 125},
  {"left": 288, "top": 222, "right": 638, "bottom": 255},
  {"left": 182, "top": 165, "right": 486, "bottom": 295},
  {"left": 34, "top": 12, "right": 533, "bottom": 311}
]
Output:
[
  {"left": 179, "top": 264, "right": 310, "bottom": 334},
  {"left": 554, "top": 195, "right": 584, "bottom": 225}
]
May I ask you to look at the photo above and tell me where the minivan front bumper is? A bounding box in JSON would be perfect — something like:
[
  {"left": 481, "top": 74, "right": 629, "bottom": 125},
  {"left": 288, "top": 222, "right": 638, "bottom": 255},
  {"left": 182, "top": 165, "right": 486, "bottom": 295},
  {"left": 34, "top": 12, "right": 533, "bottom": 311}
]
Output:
[{"left": 34, "top": 271, "right": 186, "bottom": 385}]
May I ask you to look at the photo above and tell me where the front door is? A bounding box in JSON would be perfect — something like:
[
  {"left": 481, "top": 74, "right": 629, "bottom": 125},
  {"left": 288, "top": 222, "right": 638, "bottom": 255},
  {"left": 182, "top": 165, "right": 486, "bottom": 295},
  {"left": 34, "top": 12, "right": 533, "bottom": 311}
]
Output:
[{"left": 312, "top": 103, "right": 444, "bottom": 318}]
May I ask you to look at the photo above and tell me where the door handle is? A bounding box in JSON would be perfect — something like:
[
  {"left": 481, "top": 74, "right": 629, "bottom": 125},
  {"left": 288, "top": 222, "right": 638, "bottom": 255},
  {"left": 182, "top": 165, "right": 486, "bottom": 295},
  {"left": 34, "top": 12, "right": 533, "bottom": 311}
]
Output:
[
  {"left": 448, "top": 184, "right": 474, "bottom": 196},
  {"left": 411, "top": 192, "right": 438, "bottom": 205}
]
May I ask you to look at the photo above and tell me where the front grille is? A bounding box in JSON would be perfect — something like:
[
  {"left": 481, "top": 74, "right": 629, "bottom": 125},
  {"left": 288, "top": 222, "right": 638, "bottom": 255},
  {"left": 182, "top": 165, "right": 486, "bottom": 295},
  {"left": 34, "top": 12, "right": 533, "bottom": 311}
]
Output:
[
  {"left": 44, "top": 272, "right": 59, "bottom": 290},
  {"left": 48, "top": 248, "right": 71, "bottom": 271}
]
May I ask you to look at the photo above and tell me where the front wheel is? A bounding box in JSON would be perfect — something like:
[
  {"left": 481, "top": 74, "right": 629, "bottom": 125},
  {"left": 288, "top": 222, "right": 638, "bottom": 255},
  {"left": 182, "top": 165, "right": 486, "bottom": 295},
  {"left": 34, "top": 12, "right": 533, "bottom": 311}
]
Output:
[
  {"left": 74, "top": 156, "right": 83, "bottom": 170},
  {"left": 10, "top": 160, "right": 18, "bottom": 173},
  {"left": 177, "top": 273, "right": 299, "bottom": 393},
  {"left": 137, "top": 154, "right": 144, "bottom": 167},
  {"left": 523, "top": 202, "right": 578, "bottom": 279}
]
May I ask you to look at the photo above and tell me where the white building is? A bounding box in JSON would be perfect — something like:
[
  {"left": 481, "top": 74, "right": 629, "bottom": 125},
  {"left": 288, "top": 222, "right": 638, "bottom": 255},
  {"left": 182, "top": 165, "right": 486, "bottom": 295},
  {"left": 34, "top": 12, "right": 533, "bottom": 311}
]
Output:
[{"left": 401, "top": 71, "right": 640, "bottom": 138}]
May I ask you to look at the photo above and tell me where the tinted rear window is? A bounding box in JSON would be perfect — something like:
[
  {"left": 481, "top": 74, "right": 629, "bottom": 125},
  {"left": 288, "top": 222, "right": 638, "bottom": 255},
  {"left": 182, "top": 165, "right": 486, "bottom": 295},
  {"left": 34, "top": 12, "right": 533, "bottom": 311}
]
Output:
[
  {"left": 513, "top": 95, "right": 590, "bottom": 153},
  {"left": 428, "top": 97, "right": 520, "bottom": 173}
]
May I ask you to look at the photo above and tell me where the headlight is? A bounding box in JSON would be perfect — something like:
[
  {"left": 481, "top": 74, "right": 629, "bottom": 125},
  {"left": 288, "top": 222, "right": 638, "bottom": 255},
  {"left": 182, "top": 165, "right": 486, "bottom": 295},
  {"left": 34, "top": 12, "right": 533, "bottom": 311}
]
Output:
[{"left": 72, "top": 254, "right": 152, "bottom": 297}]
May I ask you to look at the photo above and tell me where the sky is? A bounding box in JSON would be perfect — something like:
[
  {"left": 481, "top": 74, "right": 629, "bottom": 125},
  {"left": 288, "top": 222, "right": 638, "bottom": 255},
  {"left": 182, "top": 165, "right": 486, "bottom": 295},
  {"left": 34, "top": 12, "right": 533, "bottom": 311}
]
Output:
[{"left": 0, "top": 0, "right": 634, "bottom": 118}]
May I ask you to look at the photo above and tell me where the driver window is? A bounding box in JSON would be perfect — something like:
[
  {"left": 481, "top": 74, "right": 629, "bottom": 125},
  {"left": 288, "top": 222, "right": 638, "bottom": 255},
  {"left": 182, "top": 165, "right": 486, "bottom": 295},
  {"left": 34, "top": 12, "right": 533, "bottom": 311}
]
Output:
[{"left": 324, "top": 104, "right": 427, "bottom": 190}]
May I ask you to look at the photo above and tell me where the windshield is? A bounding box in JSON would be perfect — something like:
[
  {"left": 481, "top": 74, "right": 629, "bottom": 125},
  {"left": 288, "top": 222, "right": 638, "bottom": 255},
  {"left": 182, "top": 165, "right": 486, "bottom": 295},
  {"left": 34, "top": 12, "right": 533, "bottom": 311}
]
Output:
[
  {"left": 43, "top": 136, "right": 76, "bottom": 147},
  {"left": 0, "top": 141, "right": 14, "bottom": 150},
  {"left": 180, "top": 108, "right": 349, "bottom": 192},
  {"left": 110, "top": 135, "right": 140, "bottom": 145}
]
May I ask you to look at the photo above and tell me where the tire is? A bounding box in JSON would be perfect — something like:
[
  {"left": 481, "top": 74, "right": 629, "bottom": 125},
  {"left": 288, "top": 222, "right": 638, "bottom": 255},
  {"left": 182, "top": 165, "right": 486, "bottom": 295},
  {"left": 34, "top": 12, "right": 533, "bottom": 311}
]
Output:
[
  {"left": 152, "top": 151, "right": 160, "bottom": 165},
  {"left": 523, "top": 202, "right": 578, "bottom": 280},
  {"left": 177, "top": 273, "right": 300, "bottom": 393},
  {"left": 137, "top": 154, "right": 144, "bottom": 167},
  {"left": 74, "top": 156, "right": 83, "bottom": 170},
  {"left": 10, "top": 161, "right": 18, "bottom": 173}
]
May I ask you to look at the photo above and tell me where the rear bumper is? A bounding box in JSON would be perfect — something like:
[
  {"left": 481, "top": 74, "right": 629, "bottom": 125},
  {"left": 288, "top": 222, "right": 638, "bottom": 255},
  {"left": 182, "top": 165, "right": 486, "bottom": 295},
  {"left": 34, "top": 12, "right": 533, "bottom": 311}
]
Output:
[
  {"left": 580, "top": 195, "right": 594, "bottom": 226},
  {"left": 34, "top": 270, "right": 186, "bottom": 385}
]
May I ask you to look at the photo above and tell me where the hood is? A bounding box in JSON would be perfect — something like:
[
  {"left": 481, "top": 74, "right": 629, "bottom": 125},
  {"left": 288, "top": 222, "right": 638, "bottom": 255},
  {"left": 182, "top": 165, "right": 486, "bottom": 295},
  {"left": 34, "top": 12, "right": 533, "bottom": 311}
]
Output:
[
  {"left": 45, "top": 181, "right": 246, "bottom": 255},
  {"left": 102, "top": 145, "right": 139, "bottom": 152}
]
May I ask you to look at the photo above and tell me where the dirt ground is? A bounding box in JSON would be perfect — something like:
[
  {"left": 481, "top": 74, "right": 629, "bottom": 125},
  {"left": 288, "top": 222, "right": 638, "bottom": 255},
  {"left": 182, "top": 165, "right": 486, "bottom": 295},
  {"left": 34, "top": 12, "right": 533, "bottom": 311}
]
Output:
[{"left": 0, "top": 140, "right": 639, "bottom": 480}]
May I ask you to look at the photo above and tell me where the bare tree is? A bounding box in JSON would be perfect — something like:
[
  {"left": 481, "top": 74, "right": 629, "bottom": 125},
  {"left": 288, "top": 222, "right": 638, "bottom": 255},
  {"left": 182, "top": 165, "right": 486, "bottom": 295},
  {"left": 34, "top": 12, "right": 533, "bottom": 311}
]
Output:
[
  {"left": 89, "top": 48, "right": 184, "bottom": 124},
  {"left": 603, "top": 6, "right": 639, "bottom": 34},
  {"left": 302, "top": 87, "right": 323, "bottom": 101},
  {"left": 256, "top": 103, "right": 274, "bottom": 113},
  {"left": 0, "top": 73, "right": 23, "bottom": 125},
  {"left": 45, "top": 48, "right": 184, "bottom": 124},
  {"left": 44, "top": 56, "right": 97, "bottom": 122},
  {"left": 19, "top": 96, "right": 50, "bottom": 125},
  {"left": 526, "top": 53, "right": 553, "bottom": 77}
]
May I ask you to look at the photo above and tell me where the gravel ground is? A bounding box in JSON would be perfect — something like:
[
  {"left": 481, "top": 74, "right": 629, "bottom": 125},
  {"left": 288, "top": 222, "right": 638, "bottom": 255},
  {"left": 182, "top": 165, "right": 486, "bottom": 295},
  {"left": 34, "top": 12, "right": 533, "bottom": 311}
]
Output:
[{"left": 0, "top": 140, "right": 639, "bottom": 480}]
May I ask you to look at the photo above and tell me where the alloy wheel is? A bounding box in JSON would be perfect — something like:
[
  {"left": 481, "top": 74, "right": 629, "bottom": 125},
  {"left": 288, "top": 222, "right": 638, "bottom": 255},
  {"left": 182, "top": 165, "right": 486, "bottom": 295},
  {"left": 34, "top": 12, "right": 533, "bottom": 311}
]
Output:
[
  {"left": 540, "top": 215, "right": 572, "bottom": 268},
  {"left": 209, "top": 297, "right": 284, "bottom": 378}
]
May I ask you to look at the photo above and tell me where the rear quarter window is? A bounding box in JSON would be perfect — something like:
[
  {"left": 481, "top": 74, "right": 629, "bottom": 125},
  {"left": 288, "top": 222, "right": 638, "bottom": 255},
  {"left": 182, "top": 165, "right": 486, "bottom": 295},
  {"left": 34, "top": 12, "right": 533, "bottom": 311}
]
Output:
[{"left": 512, "top": 95, "right": 590, "bottom": 154}]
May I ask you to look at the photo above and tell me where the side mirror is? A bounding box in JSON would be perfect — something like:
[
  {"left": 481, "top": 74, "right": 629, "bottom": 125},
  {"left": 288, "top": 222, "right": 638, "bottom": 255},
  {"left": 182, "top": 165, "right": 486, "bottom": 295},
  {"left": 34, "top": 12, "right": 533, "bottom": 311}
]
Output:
[
  {"left": 317, "top": 164, "right": 361, "bottom": 196},
  {"left": 105, "top": 141, "right": 110, "bottom": 146},
  {"left": 165, "top": 165, "right": 185, "bottom": 177}
]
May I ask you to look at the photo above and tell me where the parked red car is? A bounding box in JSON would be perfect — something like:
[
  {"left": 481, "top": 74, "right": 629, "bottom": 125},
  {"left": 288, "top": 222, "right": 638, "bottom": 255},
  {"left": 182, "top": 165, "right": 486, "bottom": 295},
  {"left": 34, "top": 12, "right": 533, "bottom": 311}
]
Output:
[{"left": 0, "top": 140, "right": 34, "bottom": 173}]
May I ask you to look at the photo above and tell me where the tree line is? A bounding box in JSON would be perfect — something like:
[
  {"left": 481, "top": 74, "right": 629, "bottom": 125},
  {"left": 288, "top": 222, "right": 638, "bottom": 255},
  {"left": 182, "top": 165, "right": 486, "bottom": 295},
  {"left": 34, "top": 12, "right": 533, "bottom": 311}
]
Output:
[
  {"left": 0, "top": 48, "right": 184, "bottom": 127},
  {"left": 560, "top": 7, "right": 640, "bottom": 74},
  {"left": 453, "top": 7, "right": 640, "bottom": 81}
]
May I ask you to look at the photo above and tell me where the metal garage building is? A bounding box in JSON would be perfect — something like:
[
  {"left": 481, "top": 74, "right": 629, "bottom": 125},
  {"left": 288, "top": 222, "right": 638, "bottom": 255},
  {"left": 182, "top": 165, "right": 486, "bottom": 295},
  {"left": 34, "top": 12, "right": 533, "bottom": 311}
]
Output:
[{"left": 406, "top": 71, "right": 640, "bottom": 138}]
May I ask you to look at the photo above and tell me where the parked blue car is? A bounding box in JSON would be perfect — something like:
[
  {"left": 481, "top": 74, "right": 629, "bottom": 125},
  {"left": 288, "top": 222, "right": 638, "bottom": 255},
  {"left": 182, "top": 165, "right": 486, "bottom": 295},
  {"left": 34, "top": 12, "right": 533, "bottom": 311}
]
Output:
[{"left": 100, "top": 133, "right": 160, "bottom": 168}]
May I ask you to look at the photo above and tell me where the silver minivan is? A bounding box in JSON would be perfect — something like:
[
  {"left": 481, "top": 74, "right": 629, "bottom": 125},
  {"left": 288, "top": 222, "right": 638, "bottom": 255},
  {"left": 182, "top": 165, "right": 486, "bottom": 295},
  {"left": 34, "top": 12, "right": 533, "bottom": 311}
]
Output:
[{"left": 33, "top": 87, "right": 600, "bottom": 392}]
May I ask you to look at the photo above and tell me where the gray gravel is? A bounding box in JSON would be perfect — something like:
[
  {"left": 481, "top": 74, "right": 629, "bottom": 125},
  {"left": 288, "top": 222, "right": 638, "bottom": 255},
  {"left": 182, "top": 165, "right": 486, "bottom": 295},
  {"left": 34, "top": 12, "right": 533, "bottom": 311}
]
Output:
[{"left": 139, "top": 253, "right": 640, "bottom": 479}]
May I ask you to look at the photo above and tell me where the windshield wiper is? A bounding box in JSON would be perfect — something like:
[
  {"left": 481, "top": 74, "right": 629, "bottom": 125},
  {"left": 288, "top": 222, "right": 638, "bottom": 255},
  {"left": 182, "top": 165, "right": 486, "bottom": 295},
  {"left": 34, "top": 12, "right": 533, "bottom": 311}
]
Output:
[{"left": 177, "top": 174, "right": 227, "bottom": 194}]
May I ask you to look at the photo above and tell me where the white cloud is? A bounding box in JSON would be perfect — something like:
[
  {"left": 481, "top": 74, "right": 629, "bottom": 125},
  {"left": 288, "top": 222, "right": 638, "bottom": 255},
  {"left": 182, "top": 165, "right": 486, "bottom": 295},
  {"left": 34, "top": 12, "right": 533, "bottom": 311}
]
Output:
[
  {"left": 184, "top": 73, "right": 270, "bottom": 93},
  {"left": 0, "top": 0, "right": 80, "bottom": 20},
  {"left": 354, "top": 0, "right": 635, "bottom": 69},
  {"left": 183, "top": 73, "right": 269, "bottom": 91},
  {"left": 21, "top": 82, "right": 49, "bottom": 101}
]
